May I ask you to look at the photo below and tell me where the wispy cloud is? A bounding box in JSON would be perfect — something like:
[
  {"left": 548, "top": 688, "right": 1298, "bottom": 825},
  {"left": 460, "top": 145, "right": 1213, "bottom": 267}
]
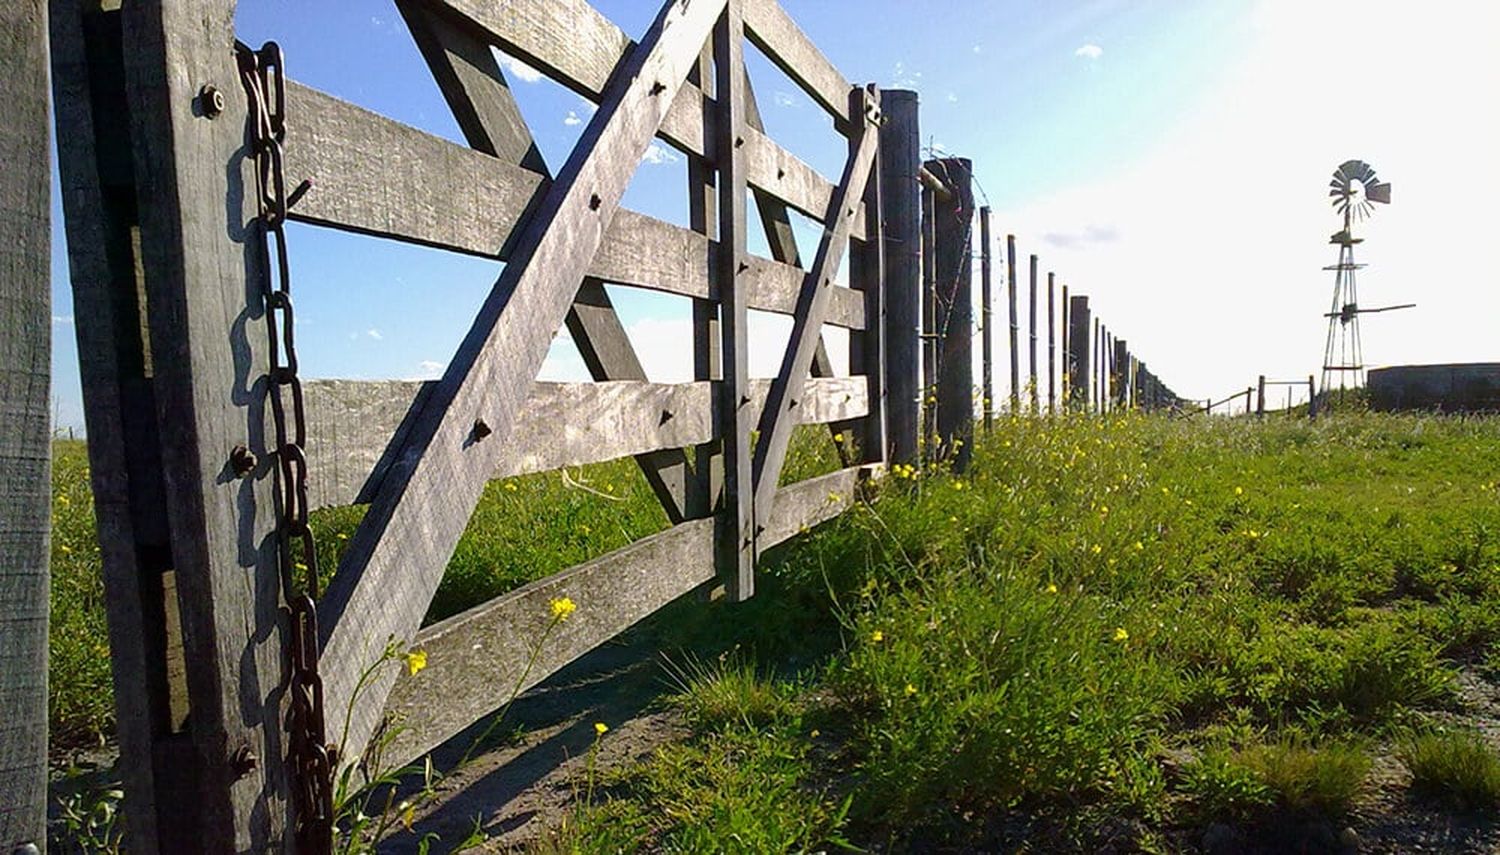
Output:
[
  {"left": 1041, "top": 224, "right": 1120, "bottom": 249},
  {"left": 366, "top": 328, "right": 383, "bottom": 341},
  {"left": 1075, "top": 43, "right": 1103, "bottom": 60},
  {"left": 497, "top": 53, "right": 543, "bottom": 83},
  {"left": 563, "top": 110, "right": 582, "bottom": 126},
  {"left": 946, "top": 92, "right": 959, "bottom": 103},
  {"left": 773, "top": 90, "right": 797, "bottom": 108},
  {"left": 890, "top": 60, "right": 922, "bottom": 88},
  {"left": 641, "top": 144, "right": 680, "bottom": 166},
  {"left": 52, "top": 315, "right": 73, "bottom": 325},
  {"left": 972, "top": 44, "right": 983, "bottom": 54},
  {"left": 414, "top": 360, "right": 445, "bottom": 380}
]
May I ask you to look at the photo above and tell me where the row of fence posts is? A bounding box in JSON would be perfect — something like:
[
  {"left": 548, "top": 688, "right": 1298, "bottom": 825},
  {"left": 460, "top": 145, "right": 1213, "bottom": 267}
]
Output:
[
  {"left": 1191, "top": 376, "right": 1319, "bottom": 418},
  {"left": 905, "top": 154, "right": 1189, "bottom": 474}
]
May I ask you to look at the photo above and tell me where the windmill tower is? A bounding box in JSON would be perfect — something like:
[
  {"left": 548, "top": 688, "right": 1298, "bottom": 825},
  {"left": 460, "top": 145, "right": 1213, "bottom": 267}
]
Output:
[{"left": 1321, "top": 160, "right": 1403, "bottom": 395}]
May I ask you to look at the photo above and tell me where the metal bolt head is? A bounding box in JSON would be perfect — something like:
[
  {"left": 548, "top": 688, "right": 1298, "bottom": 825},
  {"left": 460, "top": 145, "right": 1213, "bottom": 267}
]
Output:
[
  {"left": 200, "top": 84, "right": 225, "bottom": 118},
  {"left": 229, "top": 444, "right": 257, "bottom": 477}
]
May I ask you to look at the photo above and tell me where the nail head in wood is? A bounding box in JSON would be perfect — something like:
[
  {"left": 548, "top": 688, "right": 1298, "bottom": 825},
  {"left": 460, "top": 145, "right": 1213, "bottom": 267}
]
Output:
[
  {"left": 229, "top": 444, "right": 257, "bottom": 477},
  {"left": 230, "top": 745, "right": 258, "bottom": 778},
  {"left": 472, "top": 418, "right": 492, "bottom": 441}
]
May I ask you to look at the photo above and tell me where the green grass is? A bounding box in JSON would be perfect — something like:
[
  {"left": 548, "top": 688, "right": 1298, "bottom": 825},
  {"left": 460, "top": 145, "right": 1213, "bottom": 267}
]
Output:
[
  {"left": 1399, "top": 730, "right": 1500, "bottom": 813},
  {"left": 47, "top": 410, "right": 1500, "bottom": 848}
]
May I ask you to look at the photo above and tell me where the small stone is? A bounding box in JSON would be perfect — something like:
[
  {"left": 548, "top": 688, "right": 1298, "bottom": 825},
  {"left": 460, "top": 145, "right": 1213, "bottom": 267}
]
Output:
[{"left": 1339, "top": 826, "right": 1361, "bottom": 851}]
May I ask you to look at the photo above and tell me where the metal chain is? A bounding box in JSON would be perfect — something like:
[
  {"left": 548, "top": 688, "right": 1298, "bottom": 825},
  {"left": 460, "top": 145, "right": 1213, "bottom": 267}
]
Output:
[{"left": 234, "top": 39, "right": 334, "bottom": 855}]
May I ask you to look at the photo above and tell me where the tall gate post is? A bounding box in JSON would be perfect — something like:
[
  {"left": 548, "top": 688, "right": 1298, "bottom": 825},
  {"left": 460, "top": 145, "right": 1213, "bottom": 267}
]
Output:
[
  {"left": 926, "top": 157, "right": 973, "bottom": 470},
  {"left": 1257, "top": 375, "right": 1267, "bottom": 418},
  {"left": 1005, "top": 231, "right": 1018, "bottom": 414},
  {"left": 1308, "top": 375, "right": 1318, "bottom": 419},
  {"left": 879, "top": 90, "right": 920, "bottom": 466},
  {"left": 0, "top": 0, "right": 52, "bottom": 847},
  {"left": 1028, "top": 254, "right": 1038, "bottom": 414},
  {"left": 1113, "top": 339, "right": 1129, "bottom": 409},
  {"left": 1068, "top": 295, "right": 1090, "bottom": 410},
  {"left": 51, "top": 2, "right": 296, "bottom": 849},
  {"left": 1046, "top": 272, "right": 1056, "bottom": 413}
]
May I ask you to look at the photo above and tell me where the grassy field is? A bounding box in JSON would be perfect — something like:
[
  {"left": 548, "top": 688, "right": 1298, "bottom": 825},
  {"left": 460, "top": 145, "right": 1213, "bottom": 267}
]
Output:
[{"left": 47, "top": 411, "right": 1500, "bottom": 850}]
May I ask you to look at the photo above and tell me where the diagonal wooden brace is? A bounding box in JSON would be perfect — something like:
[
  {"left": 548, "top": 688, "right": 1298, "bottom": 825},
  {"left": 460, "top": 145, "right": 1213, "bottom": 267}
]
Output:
[
  {"left": 317, "top": 0, "right": 726, "bottom": 769},
  {"left": 750, "top": 85, "right": 881, "bottom": 539},
  {"left": 399, "top": 0, "right": 695, "bottom": 522}
]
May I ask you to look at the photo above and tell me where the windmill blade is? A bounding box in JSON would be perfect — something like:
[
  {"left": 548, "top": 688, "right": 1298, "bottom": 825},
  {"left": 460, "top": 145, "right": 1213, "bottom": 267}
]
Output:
[{"left": 1366, "top": 181, "right": 1391, "bottom": 204}]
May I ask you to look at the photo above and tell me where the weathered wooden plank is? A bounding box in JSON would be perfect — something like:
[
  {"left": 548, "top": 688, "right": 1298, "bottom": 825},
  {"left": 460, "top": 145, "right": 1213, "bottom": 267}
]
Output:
[
  {"left": 929, "top": 157, "right": 974, "bottom": 471},
  {"left": 880, "top": 89, "right": 920, "bottom": 465},
  {"left": 714, "top": 0, "right": 755, "bottom": 601},
  {"left": 283, "top": 80, "right": 546, "bottom": 258},
  {"left": 379, "top": 463, "right": 876, "bottom": 767},
  {"left": 49, "top": 5, "right": 179, "bottom": 849},
  {"left": 752, "top": 86, "right": 880, "bottom": 534},
  {"left": 302, "top": 376, "right": 870, "bottom": 508},
  {"left": 398, "top": 6, "right": 695, "bottom": 525},
  {"left": 742, "top": 0, "right": 852, "bottom": 128},
  {"left": 119, "top": 0, "right": 293, "bottom": 848},
  {"left": 743, "top": 124, "right": 865, "bottom": 233},
  {"left": 318, "top": 0, "right": 727, "bottom": 770},
  {"left": 0, "top": 0, "right": 51, "bottom": 846},
  {"left": 412, "top": 0, "right": 863, "bottom": 229},
  {"left": 849, "top": 111, "right": 886, "bottom": 466},
  {"left": 686, "top": 46, "right": 720, "bottom": 520}
]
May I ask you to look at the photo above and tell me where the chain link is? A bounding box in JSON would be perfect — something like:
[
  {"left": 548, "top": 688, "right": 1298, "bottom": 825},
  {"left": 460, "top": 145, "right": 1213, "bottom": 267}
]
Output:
[{"left": 234, "top": 39, "right": 334, "bottom": 855}]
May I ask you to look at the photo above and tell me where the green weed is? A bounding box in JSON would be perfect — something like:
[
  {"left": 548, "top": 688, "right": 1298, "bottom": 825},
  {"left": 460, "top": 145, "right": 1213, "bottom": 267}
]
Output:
[{"left": 1399, "top": 730, "right": 1500, "bottom": 813}]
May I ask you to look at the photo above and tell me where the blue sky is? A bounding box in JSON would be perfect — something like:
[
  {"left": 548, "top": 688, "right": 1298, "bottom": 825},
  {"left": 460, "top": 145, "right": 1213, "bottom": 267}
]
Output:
[{"left": 53, "top": 1, "right": 1492, "bottom": 430}]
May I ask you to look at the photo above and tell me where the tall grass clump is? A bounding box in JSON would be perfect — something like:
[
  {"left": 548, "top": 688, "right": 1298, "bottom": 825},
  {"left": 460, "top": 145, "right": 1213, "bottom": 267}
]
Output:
[{"left": 1399, "top": 730, "right": 1500, "bottom": 813}]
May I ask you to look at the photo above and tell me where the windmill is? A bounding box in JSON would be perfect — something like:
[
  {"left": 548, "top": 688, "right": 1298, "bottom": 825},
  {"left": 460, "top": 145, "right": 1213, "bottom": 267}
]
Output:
[{"left": 1320, "top": 159, "right": 1408, "bottom": 396}]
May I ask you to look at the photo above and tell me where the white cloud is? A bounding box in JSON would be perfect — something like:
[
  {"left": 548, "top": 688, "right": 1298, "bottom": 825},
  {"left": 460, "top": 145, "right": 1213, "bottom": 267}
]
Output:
[
  {"left": 1074, "top": 43, "right": 1103, "bottom": 60},
  {"left": 972, "top": 44, "right": 983, "bottom": 54},
  {"left": 416, "top": 360, "right": 444, "bottom": 379},
  {"left": 773, "top": 90, "right": 797, "bottom": 108},
  {"left": 366, "top": 328, "right": 383, "bottom": 341},
  {"left": 52, "top": 315, "right": 73, "bottom": 325},
  {"left": 891, "top": 60, "right": 922, "bottom": 88},
  {"left": 563, "top": 110, "right": 582, "bottom": 126},
  {"left": 641, "top": 144, "right": 680, "bottom": 166},
  {"left": 497, "top": 53, "right": 542, "bottom": 84},
  {"left": 991, "top": 0, "right": 1500, "bottom": 400},
  {"left": 946, "top": 92, "right": 959, "bottom": 103}
]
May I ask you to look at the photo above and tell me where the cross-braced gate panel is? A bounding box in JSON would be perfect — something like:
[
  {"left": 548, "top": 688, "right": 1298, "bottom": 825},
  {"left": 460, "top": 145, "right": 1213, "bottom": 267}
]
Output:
[{"left": 51, "top": 0, "right": 894, "bottom": 849}]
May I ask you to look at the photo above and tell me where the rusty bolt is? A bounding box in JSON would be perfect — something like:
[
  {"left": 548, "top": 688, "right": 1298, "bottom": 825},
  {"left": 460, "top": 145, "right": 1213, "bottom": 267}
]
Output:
[
  {"left": 229, "top": 444, "right": 257, "bottom": 477},
  {"left": 472, "top": 418, "right": 493, "bottom": 441},
  {"left": 200, "top": 84, "right": 225, "bottom": 118},
  {"left": 230, "top": 745, "right": 259, "bottom": 778}
]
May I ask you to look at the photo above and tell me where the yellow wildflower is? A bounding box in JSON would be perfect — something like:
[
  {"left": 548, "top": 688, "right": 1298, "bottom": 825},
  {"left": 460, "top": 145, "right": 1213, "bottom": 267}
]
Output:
[
  {"left": 1112, "top": 627, "right": 1129, "bottom": 643},
  {"left": 828, "top": 491, "right": 843, "bottom": 503},
  {"left": 1046, "top": 583, "right": 1058, "bottom": 594},
  {"left": 550, "top": 596, "right": 577, "bottom": 621},
  {"left": 1134, "top": 541, "right": 1144, "bottom": 551},
  {"left": 904, "top": 683, "right": 918, "bottom": 697},
  {"left": 336, "top": 532, "right": 348, "bottom": 541},
  {"left": 871, "top": 630, "right": 885, "bottom": 643},
  {"left": 400, "top": 801, "right": 416, "bottom": 831},
  {"left": 1091, "top": 544, "right": 1102, "bottom": 555},
  {"left": 403, "top": 649, "right": 428, "bottom": 676},
  {"left": 1234, "top": 486, "right": 1244, "bottom": 496},
  {"left": 833, "top": 432, "right": 845, "bottom": 443},
  {"left": 594, "top": 721, "right": 609, "bottom": 735},
  {"left": 810, "top": 729, "right": 821, "bottom": 738},
  {"left": 504, "top": 481, "right": 518, "bottom": 491},
  {"left": 60, "top": 544, "right": 72, "bottom": 554}
]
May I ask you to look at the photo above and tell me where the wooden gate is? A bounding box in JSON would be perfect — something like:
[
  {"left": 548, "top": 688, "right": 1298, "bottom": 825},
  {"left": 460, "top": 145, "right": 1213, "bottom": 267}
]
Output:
[{"left": 50, "top": 0, "right": 916, "bottom": 849}]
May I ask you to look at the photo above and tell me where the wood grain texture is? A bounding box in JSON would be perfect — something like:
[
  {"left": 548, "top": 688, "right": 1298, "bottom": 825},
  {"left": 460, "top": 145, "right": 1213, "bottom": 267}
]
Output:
[
  {"left": 928, "top": 157, "right": 974, "bottom": 471},
  {"left": 317, "top": 0, "right": 727, "bottom": 770},
  {"left": 301, "top": 377, "right": 869, "bottom": 509},
  {"left": 752, "top": 87, "right": 879, "bottom": 533},
  {"left": 742, "top": 0, "right": 851, "bottom": 128},
  {"left": 283, "top": 80, "right": 546, "bottom": 258},
  {"left": 379, "top": 463, "right": 877, "bottom": 767},
  {"left": 49, "top": 4, "right": 175, "bottom": 849},
  {"left": 118, "top": 0, "right": 294, "bottom": 848},
  {"left": 713, "top": 0, "right": 755, "bottom": 601},
  {"left": 0, "top": 0, "right": 51, "bottom": 846},
  {"left": 412, "top": 0, "right": 861, "bottom": 227},
  {"left": 879, "top": 89, "right": 921, "bottom": 465}
]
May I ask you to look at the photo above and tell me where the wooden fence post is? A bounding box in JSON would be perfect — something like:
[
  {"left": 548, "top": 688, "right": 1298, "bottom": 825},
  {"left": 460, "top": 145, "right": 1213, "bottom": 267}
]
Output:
[
  {"left": 0, "top": 0, "right": 51, "bottom": 847},
  {"left": 1093, "top": 318, "right": 1102, "bottom": 413},
  {"left": 1028, "top": 253, "right": 1038, "bottom": 414},
  {"left": 880, "top": 89, "right": 920, "bottom": 465},
  {"left": 1047, "top": 272, "right": 1056, "bottom": 414},
  {"left": 1060, "top": 284, "right": 1070, "bottom": 406},
  {"left": 1006, "top": 232, "right": 1019, "bottom": 414},
  {"left": 1308, "top": 375, "right": 1318, "bottom": 419},
  {"left": 926, "top": 157, "right": 973, "bottom": 470},
  {"left": 1068, "top": 295, "right": 1090, "bottom": 410},
  {"left": 1113, "top": 339, "right": 1129, "bottom": 409},
  {"left": 920, "top": 187, "right": 937, "bottom": 455},
  {"left": 1257, "top": 375, "right": 1266, "bottom": 417},
  {"left": 979, "top": 207, "right": 993, "bottom": 429}
]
